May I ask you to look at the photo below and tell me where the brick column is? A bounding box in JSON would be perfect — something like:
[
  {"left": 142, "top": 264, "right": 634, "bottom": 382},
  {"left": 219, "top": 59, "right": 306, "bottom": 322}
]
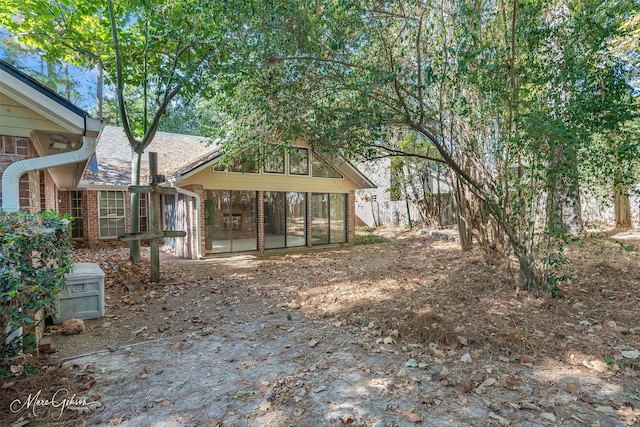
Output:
[
  {"left": 348, "top": 190, "right": 356, "bottom": 244},
  {"left": 86, "top": 191, "right": 99, "bottom": 247},
  {"left": 306, "top": 192, "right": 313, "bottom": 247},
  {"left": 257, "top": 191, "right": 265, "bottom": 252},
  {"left": 1, "top": 136, "right": 29, "bottom": 210}
]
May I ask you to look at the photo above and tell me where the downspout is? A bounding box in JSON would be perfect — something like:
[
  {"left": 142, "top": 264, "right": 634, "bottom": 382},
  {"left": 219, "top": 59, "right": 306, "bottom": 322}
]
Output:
[
  {"left": 168, "top": 180, "right": 202, "bottom": 260},
  {"left": 2, "top": 119, "right": 98, "bottom": 212}
]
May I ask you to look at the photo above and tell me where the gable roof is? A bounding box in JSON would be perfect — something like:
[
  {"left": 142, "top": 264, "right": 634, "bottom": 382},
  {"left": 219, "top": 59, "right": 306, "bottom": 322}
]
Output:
[
  {"left": 80, "top": 125, "right": 374, "bottom": 189},
  {"left": 171, "top": 144, "right": 375, "bottom": 189},
  {"left": 80, "top": 125, "right": 212, "bottom": 186}
]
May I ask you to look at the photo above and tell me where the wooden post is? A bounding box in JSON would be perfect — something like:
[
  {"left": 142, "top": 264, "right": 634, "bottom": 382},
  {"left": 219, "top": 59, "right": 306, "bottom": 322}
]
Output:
[
  {"left": 149, "top": 152, "right": 160, "bottom": 282},
  {"left": 119, "top": 152, "right": 186, "bottom": 283}
]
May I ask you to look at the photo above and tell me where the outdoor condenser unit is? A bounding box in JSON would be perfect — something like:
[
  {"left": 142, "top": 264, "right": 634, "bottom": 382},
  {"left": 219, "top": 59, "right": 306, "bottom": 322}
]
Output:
[{"left": 54, "top": 262, "right": 105, "bottom": 323}]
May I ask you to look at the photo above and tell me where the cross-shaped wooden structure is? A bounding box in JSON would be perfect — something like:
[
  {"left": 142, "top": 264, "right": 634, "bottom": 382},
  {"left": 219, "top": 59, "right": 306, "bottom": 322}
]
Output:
[{"left": 119, "top": 152, "right": 186, "bottom": 283}]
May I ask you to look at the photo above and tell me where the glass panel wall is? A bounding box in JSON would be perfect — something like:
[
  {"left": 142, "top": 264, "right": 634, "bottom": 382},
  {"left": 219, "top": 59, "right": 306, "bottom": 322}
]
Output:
[
  {"left": 311, "top": 193, "right": 329, "bottom": 244},
  {"left": 311, "top": 193, "right": 347, "bottom": 244},
  {"left": 205, "top": 190, "right": 257, "bottom": 253},
  {"left": 264, "top": 191, "right": 307, "bottom": 248},
  {"left": 329, "top": 193, "right": 346, "bottom": 243},
  {"left": 264, "top": 191, "right": 286, "bottom": 248},
  {"left": 287, "top": 192, "right": 306, "bottom": 247}
]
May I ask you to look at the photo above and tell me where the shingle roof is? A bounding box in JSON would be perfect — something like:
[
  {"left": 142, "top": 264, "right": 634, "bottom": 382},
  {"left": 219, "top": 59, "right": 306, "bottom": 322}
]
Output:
[{"left": 82, "top": 125, "right": 215, "bottom": 186}]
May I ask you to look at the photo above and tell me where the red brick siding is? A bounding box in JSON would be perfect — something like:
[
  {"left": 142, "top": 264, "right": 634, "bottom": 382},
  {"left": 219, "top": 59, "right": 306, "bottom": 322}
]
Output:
[
  {"left": 306, "top": 192, "right": 313, "bottom": 247},
  {"left": 348, "top": 190, "right": 356, "bottom": 244},
  {"left": 1, "top": 135, "right": 34, "bottom": 211},
  {"left": 257, "top": 191, "right": 265, "bottom": 252}
]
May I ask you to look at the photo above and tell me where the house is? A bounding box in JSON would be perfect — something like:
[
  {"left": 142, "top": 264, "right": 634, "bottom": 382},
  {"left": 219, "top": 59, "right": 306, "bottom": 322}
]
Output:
[
  {"left": 0, "top": 60, "right": 104, "bottom": 213},
  {"left": 60, "top": 126, "right": 375, "bottom": 258},
  {"left": 62, "top": 125, "right": 211, "bottom": 251},
  {"left": 1, "top": 60, "right": 375, "bottom": 256},
  {"left": 355, "top": 157, "right": 453, "bottom": 228}
]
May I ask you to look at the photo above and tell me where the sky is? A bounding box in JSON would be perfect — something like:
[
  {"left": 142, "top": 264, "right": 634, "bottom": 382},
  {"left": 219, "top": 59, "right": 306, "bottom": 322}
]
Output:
[{"left": 0, "top": 30, "right": 99, "bottom": 113}]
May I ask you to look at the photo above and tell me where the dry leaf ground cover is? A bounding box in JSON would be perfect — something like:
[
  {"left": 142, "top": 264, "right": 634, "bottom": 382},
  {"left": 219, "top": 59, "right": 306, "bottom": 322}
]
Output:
[{"left": 1, "top": 228, "right": 639, "bottom": 426}]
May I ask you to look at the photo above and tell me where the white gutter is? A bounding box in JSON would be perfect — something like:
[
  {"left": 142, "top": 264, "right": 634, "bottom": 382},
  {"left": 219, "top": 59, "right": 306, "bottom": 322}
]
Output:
[
  {"left": 2, "top": 134, "right": 98, "bottom": 212},
  {"left": 169, "top": 180, "right": 203, "bottom": 260}
]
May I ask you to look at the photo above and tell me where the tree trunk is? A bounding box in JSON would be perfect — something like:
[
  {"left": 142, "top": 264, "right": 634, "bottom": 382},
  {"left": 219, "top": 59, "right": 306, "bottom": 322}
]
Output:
[
  {"left": 453, "top": 176, "right": 473, "bottom": 250},
  {"left": 96, "top": 65, "right": 103, "bottom": 118},
  {"left": 614, "top": 173, "right": 631, "bottom": 229},
  {"left": 129, "top": 149, "right": 143, "bottom": 262},
  {"left": 546, "top": 148, "right": 583, "bottom": 236}
]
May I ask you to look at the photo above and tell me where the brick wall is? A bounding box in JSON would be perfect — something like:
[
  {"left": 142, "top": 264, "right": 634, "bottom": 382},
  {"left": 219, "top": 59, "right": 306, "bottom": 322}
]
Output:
[
  {"left": 306, "top": 192, "right": 313, "bottom": 248},
  {"left": 257, "top": 191, "right": 265, "bottom": 252},
  {"left": 348, "top": 190, "right": 356, "bottom": 244},
  {"left": 1, "top": 135, "right": 34, "bottom": 211},
  {"left": 84, "top": 190, "right": 129, "bottom": 249},
  {"left": 40, "top": 170, "right": 58, "bottom": 211}
]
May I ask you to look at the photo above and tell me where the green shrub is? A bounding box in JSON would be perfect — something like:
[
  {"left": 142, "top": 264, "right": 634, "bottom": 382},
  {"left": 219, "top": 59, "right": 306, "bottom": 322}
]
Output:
[
  {"left": 355, "top": 230, "right": 389, "bottom": 245},
  {"left": 1, "top": 210, "right": 74, "bottom": 362}
]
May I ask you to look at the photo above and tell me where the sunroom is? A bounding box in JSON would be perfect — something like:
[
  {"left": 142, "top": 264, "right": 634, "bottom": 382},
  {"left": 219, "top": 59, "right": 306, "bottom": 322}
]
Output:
[{"left": 166, "top": 142, "right": 374, "bottom": 257}]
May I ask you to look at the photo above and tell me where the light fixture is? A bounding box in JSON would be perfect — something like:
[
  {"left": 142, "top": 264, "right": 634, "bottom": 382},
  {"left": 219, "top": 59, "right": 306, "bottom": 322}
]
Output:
[{"left": 48, "top": 134, "right": 72, "bottom": 150}]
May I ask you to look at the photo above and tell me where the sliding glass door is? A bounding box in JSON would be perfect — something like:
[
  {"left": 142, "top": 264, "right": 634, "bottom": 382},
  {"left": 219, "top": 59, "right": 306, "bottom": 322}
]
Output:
[
  {"left": 311, "top": 193, "right": 346, "bottom": 244},
  {"left": 264, "top": 191, "right": 307, "bottom": 249},
  {"left": 205, "top": 190, "right": 257, "bottom": 254}
]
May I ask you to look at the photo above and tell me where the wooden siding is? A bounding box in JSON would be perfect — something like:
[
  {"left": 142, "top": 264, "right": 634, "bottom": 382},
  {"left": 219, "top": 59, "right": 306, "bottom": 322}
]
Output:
[
  {"left": 0, "top": 93, "right": 67, "bottom": 138},
  {"left": 183, "top": 169, "right": 360, "bottom": 193}
]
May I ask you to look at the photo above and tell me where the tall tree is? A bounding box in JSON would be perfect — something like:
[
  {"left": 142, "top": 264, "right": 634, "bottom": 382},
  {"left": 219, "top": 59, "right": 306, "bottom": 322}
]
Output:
[
  {"left": 1, "top": 0, "right": 255, "bottom": 261},
  {"left": 214, "top": 0, "right": 636, "bottom": 290}
]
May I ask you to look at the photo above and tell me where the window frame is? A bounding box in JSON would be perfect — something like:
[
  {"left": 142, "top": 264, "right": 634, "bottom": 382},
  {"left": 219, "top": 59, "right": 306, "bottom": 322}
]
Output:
[
  {"left": 289, "top": 147, "right": 309, "bottom": 176},
  {"left": 70, "top": 190, "right": 83, "bottom": 239},
  {"left": 311, "top": 153, "right": 343, "bottom": 178},
  {"left": 263, "top": 144, "right": 285, "bottom": 174},
  {"left": 98, "top": 190, "right": 127, "bottom": 239}
]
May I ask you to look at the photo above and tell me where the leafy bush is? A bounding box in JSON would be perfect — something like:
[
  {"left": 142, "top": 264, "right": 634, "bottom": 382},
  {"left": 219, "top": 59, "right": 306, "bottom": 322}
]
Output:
[
  {"left": 0, "top": 210, "right": 74, "bottom": 362},
  {"left": 356, "top": 229, "right": 389, "bottom": 245}
]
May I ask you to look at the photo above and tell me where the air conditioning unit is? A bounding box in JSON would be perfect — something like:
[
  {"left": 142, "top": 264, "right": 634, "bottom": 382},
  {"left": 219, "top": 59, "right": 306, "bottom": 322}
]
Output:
[{"left": 54, "top": 262, "right": 105, "bottom": 323}]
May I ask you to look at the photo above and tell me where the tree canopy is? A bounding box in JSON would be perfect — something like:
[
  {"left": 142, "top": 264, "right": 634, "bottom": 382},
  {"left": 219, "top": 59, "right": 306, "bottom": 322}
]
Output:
[
  {"left": 2, "top": 0, "right": 638, "bottom": 291},
  {"left": 212, "top": 0, "right": 638, "bottom": 290}
]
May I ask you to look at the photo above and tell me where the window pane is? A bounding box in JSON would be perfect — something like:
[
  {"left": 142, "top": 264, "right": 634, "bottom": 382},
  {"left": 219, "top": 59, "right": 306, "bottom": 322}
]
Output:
[
  {"left": 287, "top": 192, "right": 306, "bottom": 247},
  {"left": 264, "top": 191, "right": 286, "bottom": 248},
  {"left": 214, "top": 152, "right": 258, "bottom": 173},
  {"left": 311, "top": 193, "right": 329, "bottom": 245},
  {"left": 206, "top": 190, "right": 257, "bottom": 253},
  {"left": 329, "top": 193, "right": 346, "bottom": 243},
  {"left": 98, "top": 191, "right": 126, "bottom": 238},
  {"left": 264, "top": 145, "right": 285, "bottom": 174},
  {"left": 71, "top": 191, "right": 83, "bottom": 239},
  {"left": 230, "top": 191, "right": 257, "bottom": 251},
  {"left": 206, "top": 190, "right": 231, "bottom": 253},
  {"left": 312, "top": 154, "right": 343, "bottom": 178},
  {"left": 289, "top": 147, "right": 309, "bottom": 175}
]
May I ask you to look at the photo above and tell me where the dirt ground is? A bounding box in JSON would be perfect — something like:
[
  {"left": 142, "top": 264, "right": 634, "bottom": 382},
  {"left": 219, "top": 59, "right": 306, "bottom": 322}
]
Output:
[{"left": 1, "top": 228, "right": 639, "bottom": 426}]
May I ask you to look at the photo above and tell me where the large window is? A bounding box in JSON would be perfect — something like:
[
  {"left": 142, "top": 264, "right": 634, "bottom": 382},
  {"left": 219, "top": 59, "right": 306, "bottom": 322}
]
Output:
[
  {"left": 99, "top": 191, "right": 126, "bottom": 238},
  {"left": 213, "top": 152, "right": 258, "bottom": 173},
  {"left": 329, "top": 193, "right": 346, "bottom": 243},
  {"left": 263, "top": 145, "right": 285, "bottom": 174},
  {"left": 264, "top": 191, "right": 307, "bottom": 248},
  {"left": 289, "top": 147, "right": 309, "bottom": 175},
  {"left": 311, "top": 193, "right": 346, "bottom": 244},
  {"left": 205, "top": 190, "right": 257, "bottom": 253},
  {"left": 70, "top": 191, "right": 83, "bottom": 239},
  {"left": 312, "top": 154, "right": 343, "bottom": 178}
]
